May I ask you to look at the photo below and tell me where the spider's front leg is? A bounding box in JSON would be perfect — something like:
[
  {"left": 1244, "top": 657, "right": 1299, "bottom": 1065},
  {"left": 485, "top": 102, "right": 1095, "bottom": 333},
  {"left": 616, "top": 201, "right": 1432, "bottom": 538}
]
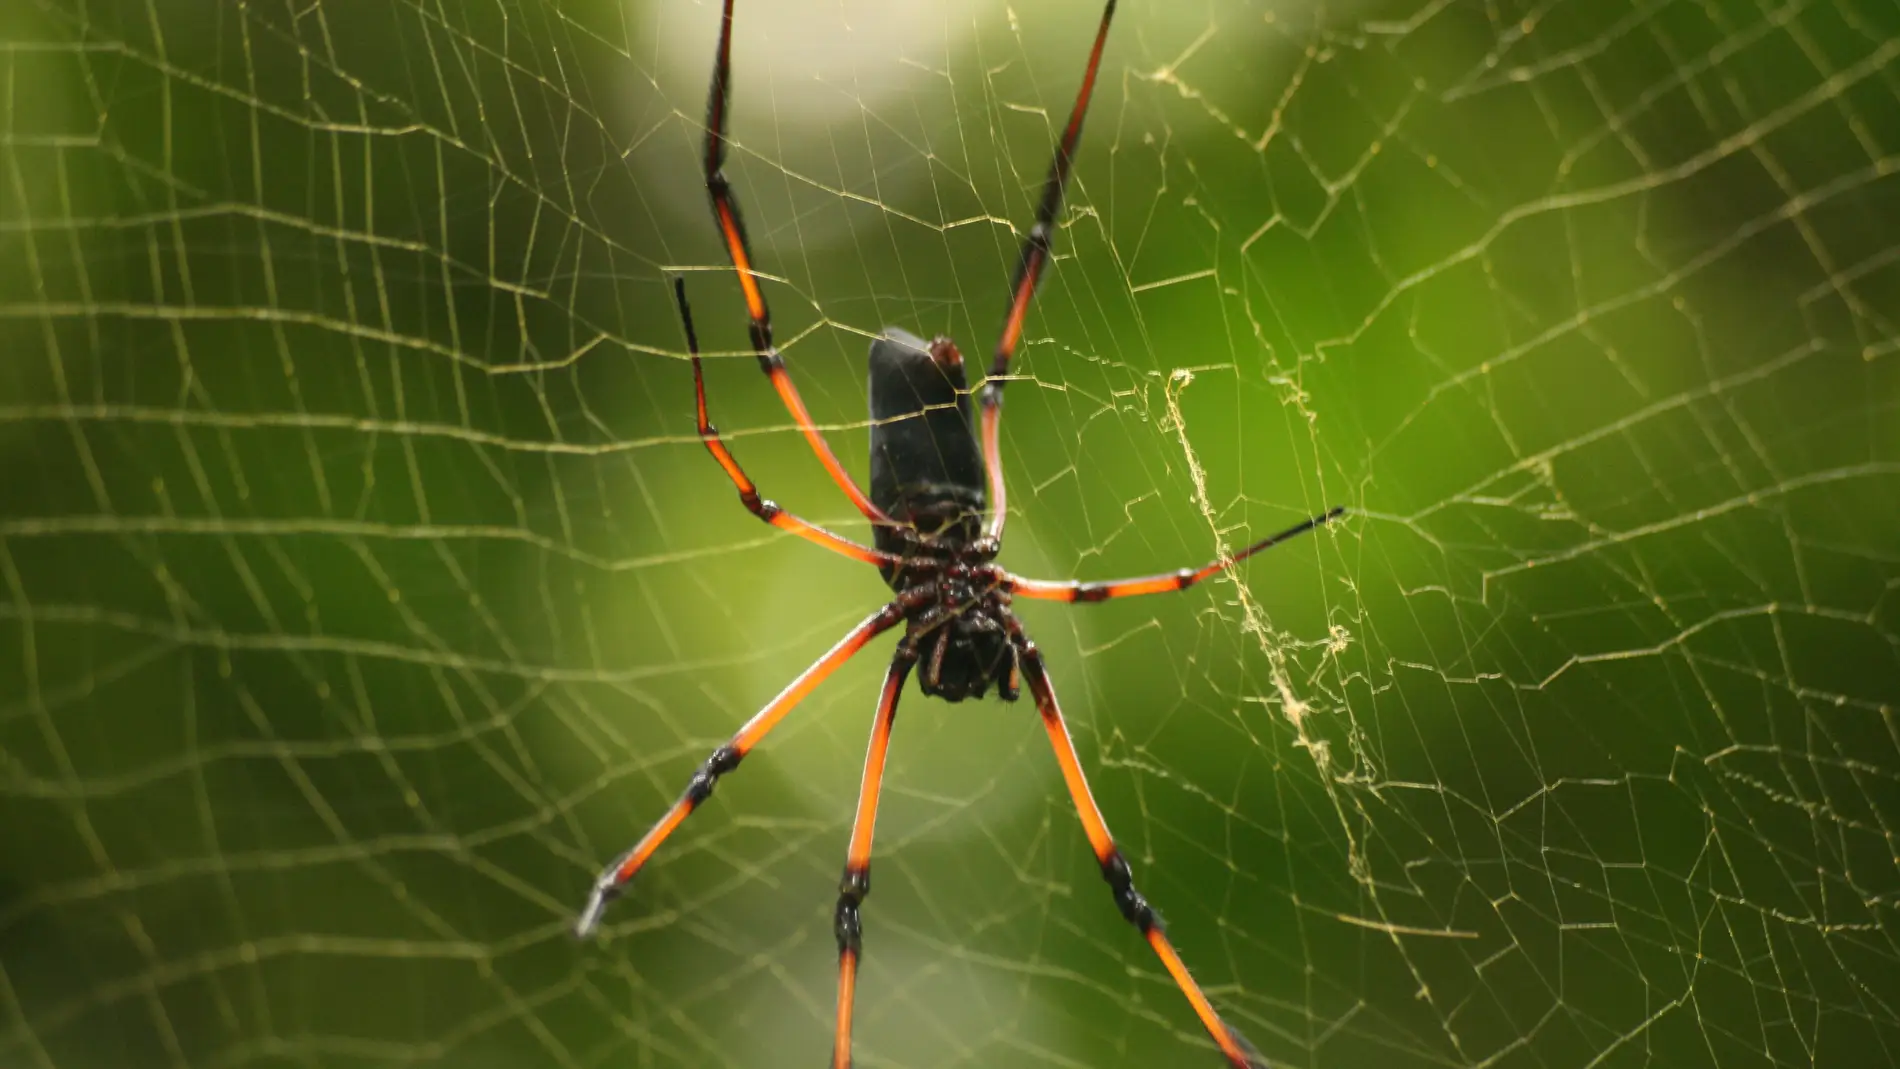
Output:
[
  {"left": 1015, "top": 635, "right": 1271, "bottom": 1069},
  {"left": 575, "top": 592, "right": 923, "bottom": 937},
  {"left": 830, "top": 646, "right": 917, "bottom": 1069}
]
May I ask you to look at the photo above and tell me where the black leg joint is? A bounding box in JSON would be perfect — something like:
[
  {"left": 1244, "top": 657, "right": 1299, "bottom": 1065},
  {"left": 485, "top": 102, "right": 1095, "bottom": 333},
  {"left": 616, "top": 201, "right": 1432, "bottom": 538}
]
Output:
[
  {"left": 834, "top": 865, "right": 869, "bottom": 955},
  {"left": 1101, "top": 851, "right": 1158, "bottom": 933},
  {"left": 749, "top": 328, "right": 774, "bottom": 364},
  {"left": 684, "top": 743, "right": 743, "bottom": 806}
]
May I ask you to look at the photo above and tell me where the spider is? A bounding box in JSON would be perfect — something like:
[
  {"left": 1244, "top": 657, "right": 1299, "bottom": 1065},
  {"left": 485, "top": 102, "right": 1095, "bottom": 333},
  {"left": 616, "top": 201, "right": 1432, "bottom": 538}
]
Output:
[{"left": 577, "top": 2, "right": 1342, "bottom": 1065}]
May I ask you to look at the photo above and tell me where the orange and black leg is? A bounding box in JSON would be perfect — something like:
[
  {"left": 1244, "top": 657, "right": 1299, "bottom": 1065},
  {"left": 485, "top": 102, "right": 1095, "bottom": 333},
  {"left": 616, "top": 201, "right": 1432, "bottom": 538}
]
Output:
[
  {"left": 700, "top": 0, "right": 893, "bottom": 527},
  {"left": 672, "top": 278, "right": 899, "bottom": 568},
  {"left": 978, "top": 0, "right": 1118, "bottom": 543},
  {"left": 1017, "top": 639, "right": 1268, "bottom": 1069},
  {"left": 830, "top": 647, "right": 918, "bottom": 1069},
  {"left": 576, "top": 595, "right": 921, "bottom": 937},
  {"left": 1008, "top": 506, "right": 1343, "bottom": 603}
]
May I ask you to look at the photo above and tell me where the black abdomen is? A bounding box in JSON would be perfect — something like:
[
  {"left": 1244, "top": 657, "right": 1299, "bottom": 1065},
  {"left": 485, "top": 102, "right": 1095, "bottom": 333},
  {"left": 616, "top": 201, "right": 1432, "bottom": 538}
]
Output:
[{"left": 866, "top": 328, "right": 985, "bottom": 585}]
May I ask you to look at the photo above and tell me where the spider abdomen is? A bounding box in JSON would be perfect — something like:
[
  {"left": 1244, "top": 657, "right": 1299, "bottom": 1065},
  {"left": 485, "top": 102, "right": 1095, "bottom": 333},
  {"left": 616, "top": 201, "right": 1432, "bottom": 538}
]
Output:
[{"left": 867, "top": 328, "right": 986, "bottom": 575}]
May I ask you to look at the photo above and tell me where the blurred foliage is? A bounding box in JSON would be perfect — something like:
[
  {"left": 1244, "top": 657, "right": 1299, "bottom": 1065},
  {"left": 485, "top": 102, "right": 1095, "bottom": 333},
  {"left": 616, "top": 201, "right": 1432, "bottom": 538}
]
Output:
[{"left": 3, "top": 0, "right": 1898, "bottom": 1067}]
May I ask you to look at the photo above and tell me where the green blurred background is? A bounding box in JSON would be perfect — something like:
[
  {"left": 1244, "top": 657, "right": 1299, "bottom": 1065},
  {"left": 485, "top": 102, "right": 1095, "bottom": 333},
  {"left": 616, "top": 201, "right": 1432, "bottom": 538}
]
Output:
[{"left": 3, "top": 0, "right": 1897, "bottom": 1066}]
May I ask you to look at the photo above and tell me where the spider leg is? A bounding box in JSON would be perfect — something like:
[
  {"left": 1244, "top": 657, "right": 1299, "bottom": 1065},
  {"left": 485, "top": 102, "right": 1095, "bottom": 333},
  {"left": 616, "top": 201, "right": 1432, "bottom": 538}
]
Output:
[
  {"left": 831, "top": 647, "right": 917, "bottom": 1069},
  {"left": 978, "top": 0, "right": 1118, "bottom": 544},
  {"left": 701, "top": 0, "right": 893, "bottom": 528},
  {"left": 576, "top": 592, "right": 923, "bottom": 937},
  {"left": 674, "top": 279, "right": 900, "bottom": 568},
  {"left": 1008, "top": 506, "right": 1343, "bottom": 603},
  {"left": 1016, "top": 637, "right": 1269, "bottom": 1069}
]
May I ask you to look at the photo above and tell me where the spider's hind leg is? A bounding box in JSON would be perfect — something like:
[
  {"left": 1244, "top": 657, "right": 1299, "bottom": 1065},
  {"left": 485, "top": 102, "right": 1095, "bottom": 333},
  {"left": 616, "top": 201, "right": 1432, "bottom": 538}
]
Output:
[{"left": 699, "top": 0, "right": 893, "bottom": 527}]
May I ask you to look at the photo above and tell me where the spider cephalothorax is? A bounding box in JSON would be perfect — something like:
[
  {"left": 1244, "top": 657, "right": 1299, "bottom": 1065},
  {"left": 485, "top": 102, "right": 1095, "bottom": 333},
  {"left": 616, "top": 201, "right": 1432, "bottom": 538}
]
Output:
[
  {"left": 894, "top": 557, "right": 1018, "bottom": 703},
  {"left": 575, "top": 2, "right": 1342, "bottom": 1066}
]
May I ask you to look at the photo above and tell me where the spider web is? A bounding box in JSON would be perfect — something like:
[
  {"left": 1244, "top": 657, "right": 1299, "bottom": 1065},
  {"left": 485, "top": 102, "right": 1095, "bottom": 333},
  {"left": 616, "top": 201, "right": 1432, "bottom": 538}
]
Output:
[{"left": 3, "top": 0, "right": 1897, "bottom": 1065}]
